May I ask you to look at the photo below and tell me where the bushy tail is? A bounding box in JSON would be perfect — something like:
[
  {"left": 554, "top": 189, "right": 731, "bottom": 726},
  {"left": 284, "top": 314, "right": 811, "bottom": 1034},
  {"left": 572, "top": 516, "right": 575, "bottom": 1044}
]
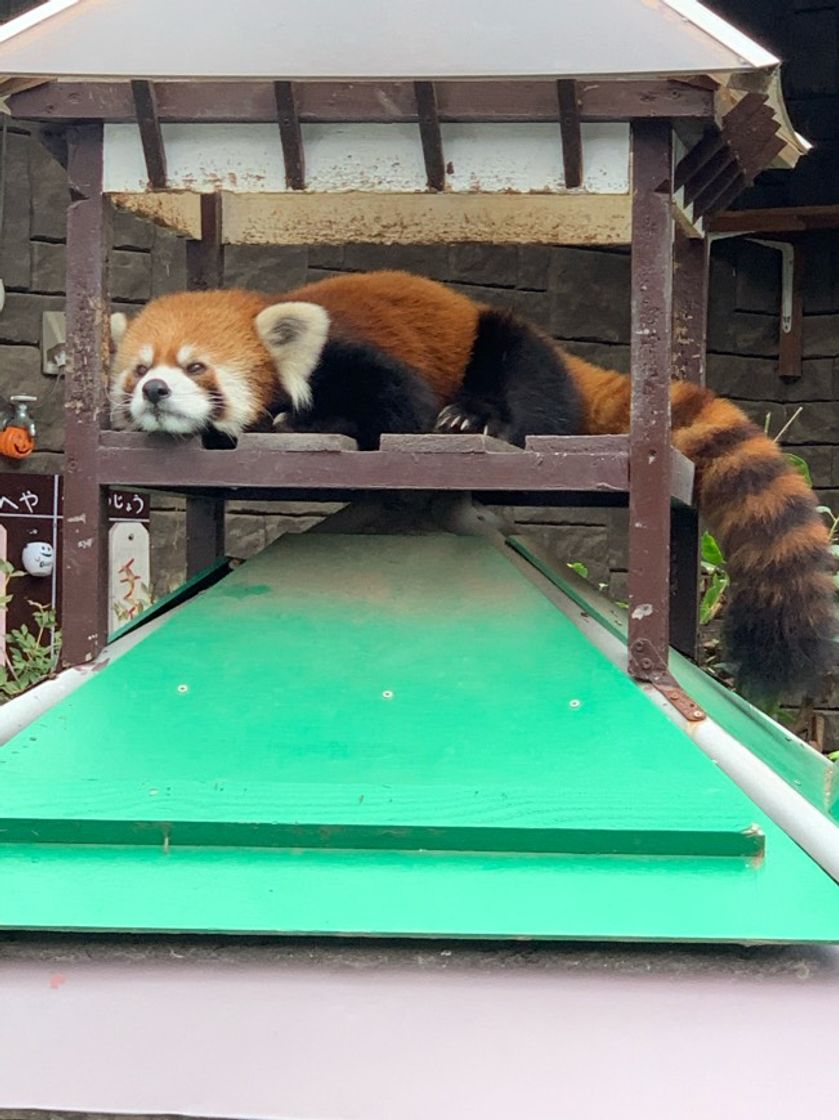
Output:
[{"left": 563, "top": 353, "right": 838, "bottom": 701}]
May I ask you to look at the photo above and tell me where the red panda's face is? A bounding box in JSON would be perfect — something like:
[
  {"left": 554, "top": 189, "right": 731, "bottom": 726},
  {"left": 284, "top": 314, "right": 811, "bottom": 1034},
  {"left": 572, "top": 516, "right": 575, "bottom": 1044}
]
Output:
[{"left": 109, "top": 290, "right": 331, "bottom": 437}]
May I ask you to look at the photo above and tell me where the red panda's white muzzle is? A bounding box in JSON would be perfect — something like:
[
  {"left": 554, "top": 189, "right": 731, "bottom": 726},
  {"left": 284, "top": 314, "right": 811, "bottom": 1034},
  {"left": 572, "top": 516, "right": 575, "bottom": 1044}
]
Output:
[{"left": 128, "top": 366, "right": 215, "bottom": 434}]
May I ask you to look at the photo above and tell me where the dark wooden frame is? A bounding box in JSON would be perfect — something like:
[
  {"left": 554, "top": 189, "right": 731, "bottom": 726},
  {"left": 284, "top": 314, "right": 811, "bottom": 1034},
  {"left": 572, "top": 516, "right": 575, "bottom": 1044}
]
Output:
[{"left": 20, "top": 77, "right": 721, "bottom": 676}]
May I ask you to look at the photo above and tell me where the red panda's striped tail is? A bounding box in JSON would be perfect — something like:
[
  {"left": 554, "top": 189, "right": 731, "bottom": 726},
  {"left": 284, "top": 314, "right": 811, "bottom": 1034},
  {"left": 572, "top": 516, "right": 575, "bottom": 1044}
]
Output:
[
  {"left": 671, "top": 385, "right": 838, "bottom": 702},
  {"left": 562, "top": 351, "right": 837, "bottom": 703}
]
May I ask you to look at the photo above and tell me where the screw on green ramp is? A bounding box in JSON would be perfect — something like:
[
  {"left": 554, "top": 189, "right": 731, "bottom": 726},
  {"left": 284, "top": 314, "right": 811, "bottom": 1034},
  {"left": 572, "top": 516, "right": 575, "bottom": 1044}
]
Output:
[{"left": 0, "top": 533, "right": 837, "bottom": 940}]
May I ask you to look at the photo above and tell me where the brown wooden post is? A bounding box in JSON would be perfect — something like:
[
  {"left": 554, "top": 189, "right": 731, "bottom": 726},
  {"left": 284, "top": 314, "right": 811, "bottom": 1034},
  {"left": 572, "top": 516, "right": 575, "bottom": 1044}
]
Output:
[
  {"left": 62, "top": 123, "right": 112, "bottom": 666},
  {"left": 668, "top": 226, "right": 707, "bottom": 660},
  {"left": 185, "top": 192, "right": 224, "bottom": 292},
  {"left": 672, "top": 227, "right": 707, "bottom": 386},
  {"left": 628, "top": 119, "right": 674, "bottom": 681},
  {"left": 185, "top": 192, "right": 226, "bottom": 574}
]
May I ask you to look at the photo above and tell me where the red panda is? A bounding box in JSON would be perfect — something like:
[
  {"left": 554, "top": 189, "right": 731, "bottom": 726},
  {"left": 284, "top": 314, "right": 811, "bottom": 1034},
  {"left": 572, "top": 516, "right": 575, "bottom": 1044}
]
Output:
[{"left": 110, "top": 269, "right": 837, "bottom": 702}]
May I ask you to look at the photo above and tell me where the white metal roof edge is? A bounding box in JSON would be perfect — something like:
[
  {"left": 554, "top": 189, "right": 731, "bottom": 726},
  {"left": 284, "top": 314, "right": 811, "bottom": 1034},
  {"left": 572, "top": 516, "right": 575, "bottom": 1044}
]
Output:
[
  {"left": 0, "top": 0, "right": 81, "bottom": 47},
  {"left": 0, "top": 0, "right": 780, "bottom": 81},
  {"left": 662, "top": 0, "right": 779, "bottom": 70}
]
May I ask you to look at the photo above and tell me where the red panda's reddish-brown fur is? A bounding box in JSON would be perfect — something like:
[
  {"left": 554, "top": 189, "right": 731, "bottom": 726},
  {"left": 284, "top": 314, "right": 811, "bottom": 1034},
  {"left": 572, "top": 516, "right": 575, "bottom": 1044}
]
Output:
[
  {"left": 273, "top": 271, "right": 481, "bottom": 401},
  {"left": 111, "top": 270, "right": 838, "bottom": 700}
]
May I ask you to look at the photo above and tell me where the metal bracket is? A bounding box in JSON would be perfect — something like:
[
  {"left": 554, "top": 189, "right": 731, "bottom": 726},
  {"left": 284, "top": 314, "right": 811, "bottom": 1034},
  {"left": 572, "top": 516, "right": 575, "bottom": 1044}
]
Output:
[
  {"left": 649, "top": 671, "right": 707, "bottom": 722},
  {"left": 752, "top": 238, "right": 794, "bottom": 332}
]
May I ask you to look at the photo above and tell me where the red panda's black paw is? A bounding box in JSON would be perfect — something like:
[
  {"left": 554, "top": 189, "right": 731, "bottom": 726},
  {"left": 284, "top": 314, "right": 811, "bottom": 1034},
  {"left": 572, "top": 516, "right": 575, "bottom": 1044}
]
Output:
[{"left": 435, "top": 402, "right": 504, "bottom": 438}]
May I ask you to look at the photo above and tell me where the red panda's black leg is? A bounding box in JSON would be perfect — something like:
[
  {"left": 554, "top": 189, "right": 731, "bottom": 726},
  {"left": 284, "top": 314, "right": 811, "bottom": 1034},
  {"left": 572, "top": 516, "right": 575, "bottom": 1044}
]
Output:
[
  {"left": 296, "top": 338, "right": 439, "bottom": 450},
  {"left": 436, "top": 307, "right": 584, "bottom": 447}
]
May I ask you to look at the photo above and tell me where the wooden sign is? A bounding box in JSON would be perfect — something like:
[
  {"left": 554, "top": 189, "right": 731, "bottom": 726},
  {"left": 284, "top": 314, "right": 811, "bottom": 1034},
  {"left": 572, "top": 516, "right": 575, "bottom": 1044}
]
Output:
[
  {"left": 0, "top": 474, "right": 150, "bottom": 645},
  {"left": 109, "top": 521, "right": 152, "bottom": 632}
]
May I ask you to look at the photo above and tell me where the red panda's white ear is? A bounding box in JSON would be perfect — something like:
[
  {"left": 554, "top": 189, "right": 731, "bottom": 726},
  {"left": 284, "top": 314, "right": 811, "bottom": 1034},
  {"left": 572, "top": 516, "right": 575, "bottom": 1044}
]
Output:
[
  {"left": 110, "top": 312, "right": 129, "bottom": 349},
  {"left": 255, "top": 301, "right": 330, "bottom": 411}
]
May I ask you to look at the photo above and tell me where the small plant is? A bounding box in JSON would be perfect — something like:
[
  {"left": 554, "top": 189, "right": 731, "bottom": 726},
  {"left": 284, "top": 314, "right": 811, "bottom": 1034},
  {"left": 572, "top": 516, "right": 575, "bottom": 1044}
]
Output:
[
  {"left": 0, "top": 559, "right": 62, "bottom": 702},
  {"left": 699, "top": 530, "right": 729, "bottom": 625}
]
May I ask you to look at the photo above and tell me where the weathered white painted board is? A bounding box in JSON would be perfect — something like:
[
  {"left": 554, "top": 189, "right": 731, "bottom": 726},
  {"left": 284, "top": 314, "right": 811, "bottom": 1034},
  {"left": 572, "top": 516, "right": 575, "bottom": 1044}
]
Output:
[
  {"left": 104, "top": 121, "right": 630, "bottom": 194},
  {"left": 442, "top": 123, "right": 629, "bottom": 193},
  {"left": 304, "top": 124, "right": 427, "bottom": 192},
  {"left": 108, "top": 521, "right": 151, "bottom": 634}
]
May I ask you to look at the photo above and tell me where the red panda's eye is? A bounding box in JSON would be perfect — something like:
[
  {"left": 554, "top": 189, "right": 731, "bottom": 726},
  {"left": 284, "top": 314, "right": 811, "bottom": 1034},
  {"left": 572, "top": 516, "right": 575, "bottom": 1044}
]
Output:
[
  {"left": 186, "top": 361, "right": 207, "bottom": 376},
  {"left": 135, "top": 364, "right": 149, "bottom": 377}
]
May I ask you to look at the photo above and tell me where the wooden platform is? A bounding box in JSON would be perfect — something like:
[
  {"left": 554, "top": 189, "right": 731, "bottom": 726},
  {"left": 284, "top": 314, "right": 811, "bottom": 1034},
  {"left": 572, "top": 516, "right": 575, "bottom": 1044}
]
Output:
[{"left": 97, "top": 431, "right": 696, "bottom": 505}]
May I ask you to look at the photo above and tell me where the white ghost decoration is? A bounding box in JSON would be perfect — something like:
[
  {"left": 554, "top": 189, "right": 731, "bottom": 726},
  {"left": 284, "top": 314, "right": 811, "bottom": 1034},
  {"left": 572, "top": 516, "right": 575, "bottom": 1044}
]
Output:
[{"left": 22, "top": 541, "right": 55, "bottom": 578}]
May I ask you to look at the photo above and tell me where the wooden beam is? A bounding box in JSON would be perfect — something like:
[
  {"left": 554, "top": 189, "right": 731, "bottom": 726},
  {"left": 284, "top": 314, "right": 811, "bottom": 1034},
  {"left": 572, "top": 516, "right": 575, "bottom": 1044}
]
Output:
[
  {"left": 62, "top": 125, "right": 111, "bottom": 667},
  {"left": 130, "top": 79, "right": 167, "bottom": 190},
  {"left": 218, "top": 190, "right": 631, "bottom": 246},
  {"left": 556, "top": 80, "right": 582, "bottom": 190},
  {"left": 10, "top": 78, "right": 715, "bottom": 124},
  {"left": 274, "top": 80, "right": 305, "bottom": 190},
  {"left": 627, "top": 119, "right": 674, "bottom": 682},
  {"left": 185, "top": 495, "right": 226, "bottom": 577},
  {"left": 672, "top": 228, "right": 708, "bottom": 385},
  {"left": 414, "top": 81, "right": 445, "bottom": 192},
  {"left": 95, "top": 432, "right": 694, "bottom": 505},
  {"left": 710, "top": 204, "right": 839, "bottom": 234},
  {"left": 185, "top": 192, "right": 223, "bottom": 290},
  {"left": 185, "top": 195, "right": 226, "bottom": 572}
]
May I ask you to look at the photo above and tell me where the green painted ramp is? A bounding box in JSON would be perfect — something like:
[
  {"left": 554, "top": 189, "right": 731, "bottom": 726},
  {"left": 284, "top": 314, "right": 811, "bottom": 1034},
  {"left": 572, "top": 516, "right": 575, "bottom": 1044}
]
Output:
[{"left": 0, "top": 533, "right": 837, "bottom": 940}]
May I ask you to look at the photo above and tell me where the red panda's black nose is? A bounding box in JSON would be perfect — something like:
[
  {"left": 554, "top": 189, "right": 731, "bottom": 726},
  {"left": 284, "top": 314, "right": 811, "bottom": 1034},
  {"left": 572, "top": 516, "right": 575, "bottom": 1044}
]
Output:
[{"left": 142, "top": 378, "right": 171, "bottom": 404}]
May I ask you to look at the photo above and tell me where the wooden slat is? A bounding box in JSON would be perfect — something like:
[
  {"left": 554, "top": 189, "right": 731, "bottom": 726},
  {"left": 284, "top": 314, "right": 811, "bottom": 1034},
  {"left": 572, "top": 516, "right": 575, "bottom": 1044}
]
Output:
[
  {"left": 682, "top": 147, "right": 734, "bottom": 206},
  {"left": 691, "top": 159, "right": 742, "bottom": 218},
  {"left": 674, "top": 131, "right": 723, "bottom": 192},
  {"left": 9, "top": 78, "right": 715, "bottom": 124},
  {"left": 274, "top": 80, "right": 305, "bottom": 190},
  {"left": 707, "top": 136, "right": 786, "bottom": 216},
  {"left": 414, "top": 81, "right": 445, "bottom": 192},
  {"left": 556, "top": 80, "right": 582, "bottom": 190},
  {"left": 130, "top": 79, "right": 167, "bottom": 190}
]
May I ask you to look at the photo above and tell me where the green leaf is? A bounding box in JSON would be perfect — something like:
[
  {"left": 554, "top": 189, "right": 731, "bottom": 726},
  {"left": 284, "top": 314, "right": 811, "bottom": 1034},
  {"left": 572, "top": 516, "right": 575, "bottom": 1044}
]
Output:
[
  {"left": 828, "top": 751, "right": 839, "bottom": 763},
  {"left": 700, "top": 570, "right": 730, "bottom": 625},
  {"left": 700, "top": 531, "right": 725, "bottom": 569},
  {"left": 567, "top": 561, "right": 589, "bottom": 580},
  {"left": 784, "top": 452, "right": 812, "bottom": 487}
]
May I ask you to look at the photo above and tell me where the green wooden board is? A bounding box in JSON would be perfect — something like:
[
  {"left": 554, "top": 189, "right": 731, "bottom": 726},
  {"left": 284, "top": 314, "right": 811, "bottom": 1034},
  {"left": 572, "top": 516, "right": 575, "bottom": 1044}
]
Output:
[
  {"left": 510, "top": 537, "right": 839, "bottom": 822},
  {"left": 1, "top": 533, "right": 838, "bottom": 940}
]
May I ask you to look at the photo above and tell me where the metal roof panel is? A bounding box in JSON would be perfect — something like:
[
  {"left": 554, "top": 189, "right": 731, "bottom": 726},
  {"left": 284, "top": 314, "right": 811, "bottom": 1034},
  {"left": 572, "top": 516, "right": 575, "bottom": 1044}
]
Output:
[{"left": 0, "top": 0, "right": 778, "bottom": 80}]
